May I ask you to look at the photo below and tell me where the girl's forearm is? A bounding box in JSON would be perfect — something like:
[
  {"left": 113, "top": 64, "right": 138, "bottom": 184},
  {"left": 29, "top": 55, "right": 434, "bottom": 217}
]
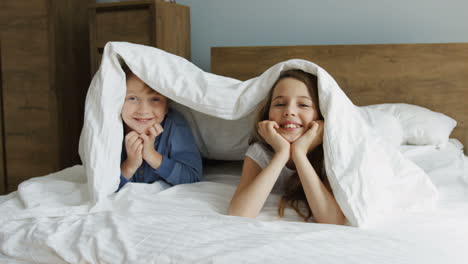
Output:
[
  {"left": 292, "top": 152, "right": 346, "bottom": 225},
  {"left": 229, "top": 152, "right": 288, "bottom": 218}
]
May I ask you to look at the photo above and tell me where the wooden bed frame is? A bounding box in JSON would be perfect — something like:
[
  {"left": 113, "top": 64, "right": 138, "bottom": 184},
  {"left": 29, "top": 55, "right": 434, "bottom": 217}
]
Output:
[{"left": 211, "top": 43, "right": 468, "bottom": 153}]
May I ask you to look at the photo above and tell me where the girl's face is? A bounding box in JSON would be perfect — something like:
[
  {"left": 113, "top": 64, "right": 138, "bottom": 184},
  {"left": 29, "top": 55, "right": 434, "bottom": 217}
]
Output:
[
  {"left": 268, "top": 77, "right": 320, "bottom": 142},
  {"left": 121, "top": 74, "right": 168, "bottom": 134}
]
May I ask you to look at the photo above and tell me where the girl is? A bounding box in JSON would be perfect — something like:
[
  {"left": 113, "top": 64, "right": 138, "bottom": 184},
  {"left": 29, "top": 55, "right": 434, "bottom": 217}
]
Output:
[{"left": 228, "top": 69, "right": 346, "bottom": 225}]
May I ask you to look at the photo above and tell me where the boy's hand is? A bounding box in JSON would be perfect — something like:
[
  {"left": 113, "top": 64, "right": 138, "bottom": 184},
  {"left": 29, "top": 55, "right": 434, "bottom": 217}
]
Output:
[
  {"left": 147, "top": 123, "right": 164, "bottom": 142},
  {"left": 140, "top": 123, "right": 164, "bottom": 161},
  {"left": 291, "top": 120, "right": 324, "bottom": 157},
  {"left": 122, "top": 131, "right": 143, "bottom": 179},
  {"left": 258, "top": 120, "right": 290, "bottom": 156}
]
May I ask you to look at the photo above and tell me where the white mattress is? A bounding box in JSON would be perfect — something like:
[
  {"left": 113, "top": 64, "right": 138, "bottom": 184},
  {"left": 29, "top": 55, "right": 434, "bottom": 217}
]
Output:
[{"left": 0, "top": 140, "right": 467, "bottom": 264}]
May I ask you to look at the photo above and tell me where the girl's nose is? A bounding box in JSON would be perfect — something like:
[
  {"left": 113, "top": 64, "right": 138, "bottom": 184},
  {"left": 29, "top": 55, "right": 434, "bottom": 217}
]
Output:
[{"left": 284, "top": 106, "right": 297, "bottom": 116}]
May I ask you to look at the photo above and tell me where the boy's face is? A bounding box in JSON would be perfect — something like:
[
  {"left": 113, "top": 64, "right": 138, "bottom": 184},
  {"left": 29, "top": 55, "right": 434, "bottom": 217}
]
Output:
[{"left": 121, "top": 74, "right": 168, "bottom": 134}]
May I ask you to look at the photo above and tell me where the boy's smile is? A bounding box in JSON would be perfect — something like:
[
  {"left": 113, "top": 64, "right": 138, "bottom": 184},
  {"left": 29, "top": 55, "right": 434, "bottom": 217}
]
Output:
[
  {"left": 121, "top": 74, "right": 168, "bottom": 134},
  {"left": 133, "top": 118, "right": 155, "bottom": 124}
]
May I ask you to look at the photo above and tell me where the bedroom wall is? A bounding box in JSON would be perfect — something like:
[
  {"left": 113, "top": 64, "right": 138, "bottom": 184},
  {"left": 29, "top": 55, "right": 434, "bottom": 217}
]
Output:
[{"left": 176, "top": 0, "right": 468, "bottom": 72}]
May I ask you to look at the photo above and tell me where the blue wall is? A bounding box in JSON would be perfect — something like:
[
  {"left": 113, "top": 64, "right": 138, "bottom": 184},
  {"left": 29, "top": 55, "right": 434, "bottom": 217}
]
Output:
[{"left": 176, "top": 0, "right": 468, "bottom": 71}]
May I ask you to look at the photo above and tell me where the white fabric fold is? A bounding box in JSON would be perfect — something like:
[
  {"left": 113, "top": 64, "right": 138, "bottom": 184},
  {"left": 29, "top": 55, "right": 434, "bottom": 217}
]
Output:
[{"left": 79, "top": 42, "right": 438, "bottom": 227}]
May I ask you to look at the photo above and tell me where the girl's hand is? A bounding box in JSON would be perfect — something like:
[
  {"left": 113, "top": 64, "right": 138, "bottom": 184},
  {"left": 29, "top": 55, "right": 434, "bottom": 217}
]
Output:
[
  {"left": 122, "top": 131, "right": 143, "bottom": 178},
  {"left": 291, "top": 120, "right": 324, "bottom": 157},
  {"left": 257, "top": 120, "right": 290, "bottom": 155},
  {"left": 140, "top": 123, "right": 164, "bottom": 161}
]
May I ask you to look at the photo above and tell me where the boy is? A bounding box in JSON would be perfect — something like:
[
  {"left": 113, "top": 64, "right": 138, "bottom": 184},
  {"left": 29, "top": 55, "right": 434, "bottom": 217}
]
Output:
[{"left": 118, "top": 64, "right": 202, "bottom": 191}]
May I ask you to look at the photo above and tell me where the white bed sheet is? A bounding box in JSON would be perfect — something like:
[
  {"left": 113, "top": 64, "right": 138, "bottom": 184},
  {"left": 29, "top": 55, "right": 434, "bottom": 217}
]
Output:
[{"left": 0, "top": 141, "right": 467, "bottom": 264}]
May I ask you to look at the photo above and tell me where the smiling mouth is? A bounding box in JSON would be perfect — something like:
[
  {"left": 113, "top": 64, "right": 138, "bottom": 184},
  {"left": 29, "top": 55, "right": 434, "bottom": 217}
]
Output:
[
  {"left": 134, "top": 118, "right": 154, "bottom": 124},
  {"left": 280, "top": 124, "right": 303, "bottom": 129}
]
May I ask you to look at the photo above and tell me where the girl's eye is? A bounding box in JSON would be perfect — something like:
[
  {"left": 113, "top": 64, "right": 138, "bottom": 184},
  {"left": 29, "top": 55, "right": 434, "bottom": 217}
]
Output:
[
  {"left": 151, "top": 98, "right": 160, "bottom": 102},
  {"left": 274, "top": 103, "right": 285, "bottom": 107},
  {"left": 127, "top": 96, "right": 137, "bottom": 101},
  {"left": 299, "top": 104, "right": 310, "bottom": 107}
]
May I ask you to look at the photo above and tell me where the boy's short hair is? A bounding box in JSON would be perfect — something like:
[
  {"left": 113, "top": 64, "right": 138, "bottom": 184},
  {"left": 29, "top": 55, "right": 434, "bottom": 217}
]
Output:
[
  {"left": 121, "top": 62, "right": 171, "bottom": 106},
  {"left": 121, "top": 62, "right": 133, "bottom": 79}
]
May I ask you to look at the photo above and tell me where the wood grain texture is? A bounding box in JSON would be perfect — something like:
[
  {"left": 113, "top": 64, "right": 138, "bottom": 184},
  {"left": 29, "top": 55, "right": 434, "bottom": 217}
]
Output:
[
  {"left": 0, "top": 41, "right": 4, "bottom": 194},
  {"left": 1, "top": 2, "right": 56, "bottom": 193},
  {"left": 52, "top": 0, "right": 91, "bottom": 171},
  {"left": 0, "top": 0, "right": 90, "bottom": 193},
  {"left": 89, "top": 1, "right": 191, "bottom": 75},
  {"left": 155, "top": 2, "right": 191, "bottom": 60},
  {"left": 211, "top": 43, "right": 468, "bottom": 153},
  {"left": 95, "top": 8, "right": 152, "bottom": 48}
]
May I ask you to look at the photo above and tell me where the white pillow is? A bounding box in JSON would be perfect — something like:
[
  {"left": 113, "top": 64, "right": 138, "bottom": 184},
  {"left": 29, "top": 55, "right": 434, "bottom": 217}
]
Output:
[
  {"left": 360, "top": 107, "right": 404, "bottom": 148},
  {"left": 365, "top": 103, "right": 457, "bottom": 146}
]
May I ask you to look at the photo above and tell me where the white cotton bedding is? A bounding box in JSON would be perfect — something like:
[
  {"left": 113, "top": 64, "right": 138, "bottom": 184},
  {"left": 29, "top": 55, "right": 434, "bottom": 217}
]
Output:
[
  {"left": 1, "top": 141, "right": 467, "bottom": 264},
  {"left": 80, "top": 42, "right": 437, "bottom": 228},
  {"left": 0, "top": 42, "right": 465, "bottom": 263}
]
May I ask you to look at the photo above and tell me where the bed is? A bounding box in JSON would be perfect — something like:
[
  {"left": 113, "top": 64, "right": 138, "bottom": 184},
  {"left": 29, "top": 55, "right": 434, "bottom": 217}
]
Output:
[
  {"left": 0, "top": 43, "right": 467, "bottom": 263},
  {"left": 211, "top": 43, "right": 468, "bottom": 152}
]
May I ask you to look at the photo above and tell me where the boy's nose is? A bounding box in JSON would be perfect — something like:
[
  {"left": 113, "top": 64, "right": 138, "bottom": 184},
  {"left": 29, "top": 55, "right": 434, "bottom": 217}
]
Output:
[{"left": 137, "top": 101, "right": 150, "bottom": 113}]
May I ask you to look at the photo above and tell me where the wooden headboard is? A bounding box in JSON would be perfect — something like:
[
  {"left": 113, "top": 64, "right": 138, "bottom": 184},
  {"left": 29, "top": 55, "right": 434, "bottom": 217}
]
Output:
[{"left": 211, "top": 43, "right": 468, "bottom": 153}]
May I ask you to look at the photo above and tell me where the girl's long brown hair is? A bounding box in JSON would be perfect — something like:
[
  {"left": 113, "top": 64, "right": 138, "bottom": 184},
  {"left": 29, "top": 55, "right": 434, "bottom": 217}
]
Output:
[{"left": 249, "top": 69, "right": 327, "bottom": 222}]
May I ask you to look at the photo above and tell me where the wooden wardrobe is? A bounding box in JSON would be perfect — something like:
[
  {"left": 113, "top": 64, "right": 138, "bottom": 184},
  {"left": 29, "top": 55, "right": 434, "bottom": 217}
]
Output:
[
  {"left": 0, "top": 0, "right": 90, "bottom": 194},
  {"left": 88, "top": 0, "right": 191, "bottom": 74}
]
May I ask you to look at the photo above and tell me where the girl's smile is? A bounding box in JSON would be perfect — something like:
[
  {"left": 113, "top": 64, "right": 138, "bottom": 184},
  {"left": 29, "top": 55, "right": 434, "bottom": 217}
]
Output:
[
  {"left": 269, "top": 77, "right": 319, "bottom": 142},
  {"left": 279, "top": 120, "right": 303, "bottom": 130}
]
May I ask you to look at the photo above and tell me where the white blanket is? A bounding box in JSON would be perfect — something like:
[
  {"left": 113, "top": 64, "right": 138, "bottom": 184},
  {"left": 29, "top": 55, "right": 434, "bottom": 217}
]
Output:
[
  {"left": 1, "top": 145, "right": 467, "bottom": 263},
  {"left": 79, "top": 42, "right": 437, "bottom": 227},
  {"left": 1, "top": 42, "right": 466, "bottom": 263}
]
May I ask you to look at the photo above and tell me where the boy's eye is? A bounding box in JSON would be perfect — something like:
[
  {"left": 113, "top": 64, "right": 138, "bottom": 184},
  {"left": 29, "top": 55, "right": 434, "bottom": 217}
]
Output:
[
  {"left": 299, "top": 104, "right": 310, "bottom": 107},
  {"left": 151, "top": 97, "right": 160, "bottom": 102},
  {"left": 127, "top": 96, "right": 137, "bottom": 101}
]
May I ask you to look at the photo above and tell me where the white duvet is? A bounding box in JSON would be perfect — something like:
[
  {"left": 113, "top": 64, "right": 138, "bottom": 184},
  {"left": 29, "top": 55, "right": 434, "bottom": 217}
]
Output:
[
  {"left": 79, "top": 42, "right": 436, "bottom": 227},
  {"left": 1, "top": 143, "right": 467, "bottom": 264},
  {"left": 1, "top": 42, "right": 467, "bottom": 263}
]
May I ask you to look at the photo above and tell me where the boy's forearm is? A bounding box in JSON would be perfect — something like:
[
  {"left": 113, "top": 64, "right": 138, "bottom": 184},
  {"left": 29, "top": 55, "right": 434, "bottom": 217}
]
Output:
[
  {"left": 121, "top": 161, "right": 138, "bottom": 179},
  {"left": 145, "top": 150, "right": 163, "bottom": 170},
  {"left": 155, "top": 152, "right": 203, "bottom": 185}
]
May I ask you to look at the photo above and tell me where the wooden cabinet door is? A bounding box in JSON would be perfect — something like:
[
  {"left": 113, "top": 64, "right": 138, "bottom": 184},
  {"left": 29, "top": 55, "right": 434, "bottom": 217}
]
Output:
[{"left": 0, "top": 41, "right": 4, "bottom": 195}]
